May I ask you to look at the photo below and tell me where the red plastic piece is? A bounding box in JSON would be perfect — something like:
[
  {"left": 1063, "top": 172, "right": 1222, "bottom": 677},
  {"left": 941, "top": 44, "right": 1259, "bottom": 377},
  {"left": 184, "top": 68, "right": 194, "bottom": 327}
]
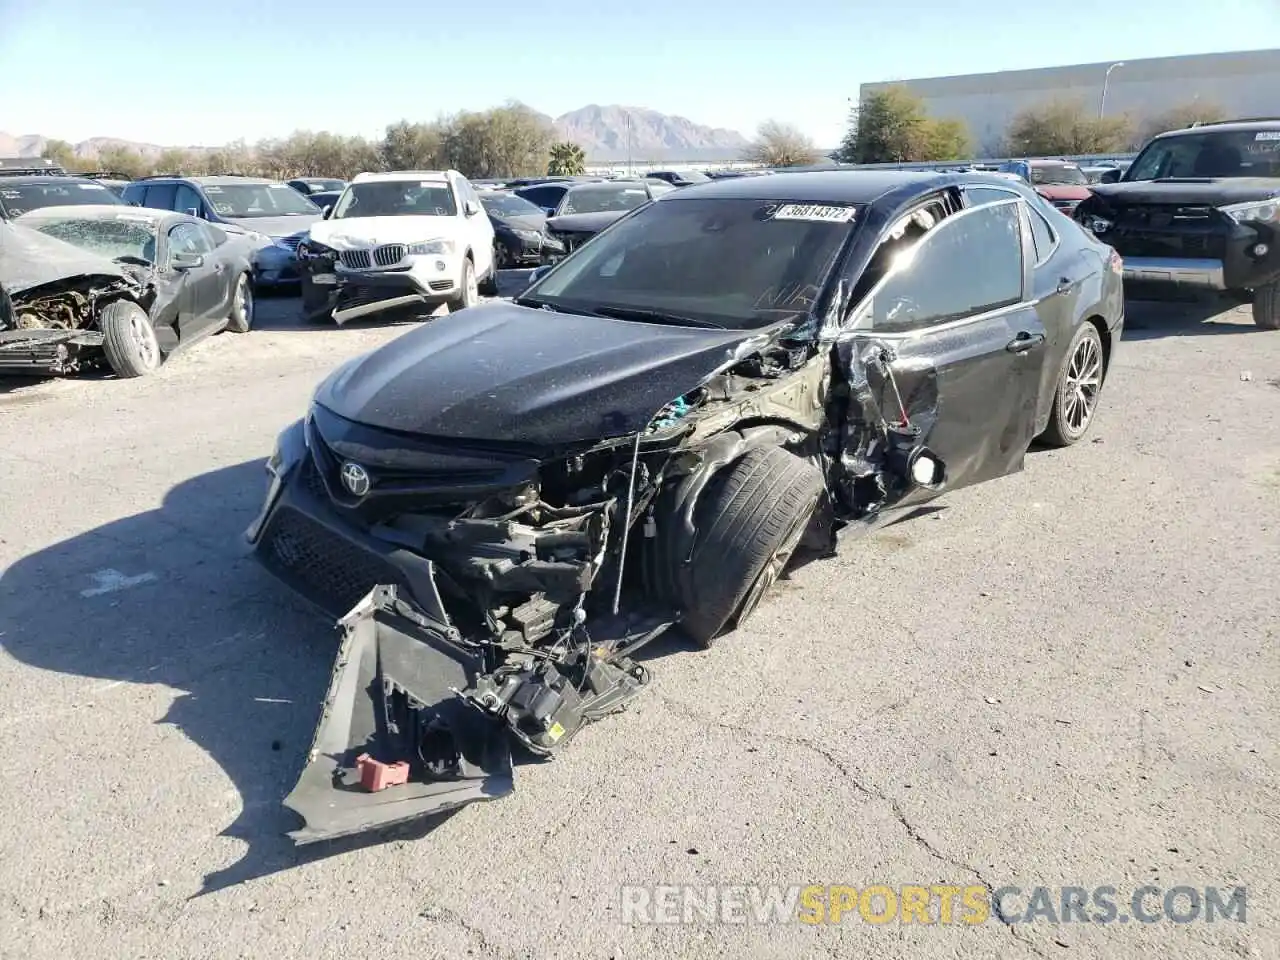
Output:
[{"left": 356, "top": 753, "right": 410, "bottom": 792}]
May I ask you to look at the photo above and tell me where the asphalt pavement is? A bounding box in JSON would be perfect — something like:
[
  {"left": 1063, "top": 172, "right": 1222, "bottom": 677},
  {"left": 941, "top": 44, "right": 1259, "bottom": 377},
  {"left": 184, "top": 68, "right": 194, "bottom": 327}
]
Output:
[{"left": 0, "top": 283, "right": 1276, "bottom": 960}]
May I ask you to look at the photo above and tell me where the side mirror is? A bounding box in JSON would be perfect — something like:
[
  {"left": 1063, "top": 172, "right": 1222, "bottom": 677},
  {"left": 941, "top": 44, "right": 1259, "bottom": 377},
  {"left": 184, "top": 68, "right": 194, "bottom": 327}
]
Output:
[
  {"left": 543, "top": 207, "right": 556, "bottom": 217},
  {"left": 322, "top": 205, "right": 333, "bottom": 219},
  {"left": 1100, "top": 168, "right": 1122, "bottom": 183},
  {"left": 184, "top": 207, "right": 199, "bottom": 217},
  {"left": 527, "top": 265, "right": 553, "bottom": 286},
  {"left": 464, "top": 201, "right": 480, "bottom": 217},
  {"left": 171, "top": 251, "right": 204, "bottom": 270}
]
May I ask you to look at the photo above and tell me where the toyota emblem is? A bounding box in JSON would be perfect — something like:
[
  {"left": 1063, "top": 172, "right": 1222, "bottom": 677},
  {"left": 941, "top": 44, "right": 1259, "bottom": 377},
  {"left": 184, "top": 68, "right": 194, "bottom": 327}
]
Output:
[{"left": 339, "top": 461, "right": 371, "bottom": 497}]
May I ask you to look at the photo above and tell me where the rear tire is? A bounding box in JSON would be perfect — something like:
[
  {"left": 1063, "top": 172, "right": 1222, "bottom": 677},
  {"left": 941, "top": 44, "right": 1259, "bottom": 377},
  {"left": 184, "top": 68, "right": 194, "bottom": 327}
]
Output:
[
  {"left": 1041, "top": 322, "right": 1104, "bottom": 448},
  {"left": 226, "top": 272, "right": 253, "bottom": 333},
  {"left": 449, "top": 258, "right": 479, "bottom": 312},
  {"left": 100, "top": 300, "right": 162, "bottom": 378},
  {"left": 675, "top": 446, "right": 823, "bottom": 648},
  {"left": 1252, "top": 282, "right": 1280, "bottom": 330}
]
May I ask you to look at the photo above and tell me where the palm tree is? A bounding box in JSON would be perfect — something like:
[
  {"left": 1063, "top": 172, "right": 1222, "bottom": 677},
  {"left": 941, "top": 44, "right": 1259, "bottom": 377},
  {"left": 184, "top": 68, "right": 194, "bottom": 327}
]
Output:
[{"left": 548, "top": 141, "right": 587, "bottom": 176}]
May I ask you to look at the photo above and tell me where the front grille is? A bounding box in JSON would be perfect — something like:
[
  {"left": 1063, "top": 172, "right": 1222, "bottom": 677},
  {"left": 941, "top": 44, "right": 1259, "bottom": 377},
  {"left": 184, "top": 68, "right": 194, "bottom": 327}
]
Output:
[
  {"left": 278, "top": 234, "right": 305, "bottom": 252},
  {"left": 339, "top": 249, "right": 372, "bottom": 269},
  {"left": 373, "top": 243, "right": 406, "bottom": 267},
  {"left": 259, "top": 506, "right": 407, "bottom": 614},
  {"left": 1106, "top": 204, "right": 1227, "bottom": 260}
]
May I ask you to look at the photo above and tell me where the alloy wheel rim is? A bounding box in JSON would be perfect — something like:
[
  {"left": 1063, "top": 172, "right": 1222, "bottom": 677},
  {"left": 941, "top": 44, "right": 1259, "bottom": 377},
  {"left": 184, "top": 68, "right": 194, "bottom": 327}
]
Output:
[
  {"left": 1062, "top": 334, "right": 1101, "bottom": 434},
  {"left": 236, "top": 276, "right": 252, "bottom": 322},
  {"left": 131, "top": 313, "right": 158, "bottom": 368}
]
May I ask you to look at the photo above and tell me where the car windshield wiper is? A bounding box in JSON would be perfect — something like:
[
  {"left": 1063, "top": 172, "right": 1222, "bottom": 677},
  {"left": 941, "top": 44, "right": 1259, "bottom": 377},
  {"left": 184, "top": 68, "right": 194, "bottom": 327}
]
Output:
[
  {"left": 513, "top": 296, "right": 603, "bottom": 317},
  {"left": 591, "top": 305, "right": 725, "bottom": 329}
]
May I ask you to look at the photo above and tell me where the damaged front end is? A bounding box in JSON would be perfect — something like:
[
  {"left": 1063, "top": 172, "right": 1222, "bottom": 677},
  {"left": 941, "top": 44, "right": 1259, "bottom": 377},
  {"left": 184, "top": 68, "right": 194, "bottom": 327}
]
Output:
[
  {"left": 265, "top": 320, "right": 953, "bottom": 843},
  {"left": 0, "top": 271, "right": 152, "bottom": 375}
]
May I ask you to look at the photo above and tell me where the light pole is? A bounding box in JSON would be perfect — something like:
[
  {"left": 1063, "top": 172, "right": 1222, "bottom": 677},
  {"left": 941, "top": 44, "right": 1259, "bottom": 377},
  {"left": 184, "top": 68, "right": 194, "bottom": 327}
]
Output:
[{"left": 1099, "top": 62, "right": 1125, "bottom": 120}]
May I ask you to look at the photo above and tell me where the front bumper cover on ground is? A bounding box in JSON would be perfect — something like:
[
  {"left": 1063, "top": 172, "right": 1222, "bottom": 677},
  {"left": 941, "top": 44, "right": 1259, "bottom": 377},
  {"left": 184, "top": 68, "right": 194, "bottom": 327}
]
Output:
[{"left": 0, "top": 328, "right": 104, "bottom": 375}]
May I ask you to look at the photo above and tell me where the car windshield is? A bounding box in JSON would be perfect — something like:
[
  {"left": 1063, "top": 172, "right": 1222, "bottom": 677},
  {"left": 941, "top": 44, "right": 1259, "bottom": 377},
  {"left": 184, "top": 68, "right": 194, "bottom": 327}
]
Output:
[
  {"left": 481, "top": 193, "right": 544, "bottom": 218},
  {"left": 26, "top": 215, "right": 158, "bottom": 263},
  {"left": 305, "top": 179, "right": 345, "bottom": 192},
  {"left": 1126, "top": 129, "right": 1280, "bottom": 180},
  {"left": 0, "top": 180, "right": 125, "bottom": 217},
  {"left": 202, "top": 182, "right": 320, "bottom": 217},
  {"left": 332, "top": 181, "right": 458, "bottom": 219},
  {"left": 1030, "top": 164, "right": 1088, "bottom": 186},
  {"left": 558, "top": 184, "right": 651, "bottom": 215},
  {"left": 524, "top": 197, "right": 856, "bottom": 330}
]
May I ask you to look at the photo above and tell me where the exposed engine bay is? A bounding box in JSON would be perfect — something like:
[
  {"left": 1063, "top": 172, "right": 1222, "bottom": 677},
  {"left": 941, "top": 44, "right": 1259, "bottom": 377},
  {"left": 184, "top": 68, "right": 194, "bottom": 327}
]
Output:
[{"left": 272, "top": 333, "right": 948, "bottom": 843}]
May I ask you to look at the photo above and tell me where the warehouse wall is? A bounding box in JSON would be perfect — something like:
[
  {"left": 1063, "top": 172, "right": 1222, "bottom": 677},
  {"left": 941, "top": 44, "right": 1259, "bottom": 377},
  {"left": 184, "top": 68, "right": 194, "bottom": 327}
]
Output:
[{"left": 862, "top": 49, "right": 1280, "bottom": 155}]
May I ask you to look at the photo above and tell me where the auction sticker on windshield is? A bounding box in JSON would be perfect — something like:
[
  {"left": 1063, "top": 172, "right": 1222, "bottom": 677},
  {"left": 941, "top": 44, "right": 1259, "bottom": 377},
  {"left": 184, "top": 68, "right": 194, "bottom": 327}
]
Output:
[
  {"left": 1255, "top": 132, "right": 1280, "bottom": 141},
  {"left": 772, "top": 204, "right": 857, "bottom": 223},
  {"left": 77, "top": 183, "right": 108, "bottom": 190}
]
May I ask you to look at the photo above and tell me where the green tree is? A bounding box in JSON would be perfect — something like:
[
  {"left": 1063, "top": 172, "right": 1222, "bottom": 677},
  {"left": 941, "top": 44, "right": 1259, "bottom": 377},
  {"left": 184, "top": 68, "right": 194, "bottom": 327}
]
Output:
[
  {"left": 40, "top": 139, "right": 80, "bottom": 172},
  {"left": 153, "top": 148, "right": 197, "bottom": 175},
  {"left": 1137, "top": 100, "right": 1227, "bottom": 145},
  {"left": 380, "top": 120, "right": 447, "bottom": 171},
  {"left": 547, "top": 140, "right": 587, "bottom": 176},
  {"left": 839, "top": 87, "right": 972, "bottom": 164},
  {"left": 1005, "top": 99, "right": 1132, "bottom": 156},
  {"left": 95, "top": 145, "right": 152, "bottom": 178},
  {"left": 742, "top": 120, "right": 820, "bottom": 168}
]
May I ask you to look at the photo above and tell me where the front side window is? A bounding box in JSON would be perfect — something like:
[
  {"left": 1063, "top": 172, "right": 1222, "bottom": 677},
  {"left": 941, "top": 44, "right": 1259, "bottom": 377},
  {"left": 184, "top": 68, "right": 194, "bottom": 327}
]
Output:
[
  {"left": 557, "top": 185, "right": 652, "bottom": 216},
  {"left": 142, "top": 183, "right": 177, "bottom": 210},
  {"left": 525, "top": 197, "right": 857, "bottom": 330},
  {"left": 201, "top": 182, "right": 321, "bottom": 218},
  {"left": 174, "top": 184, "right": 203, "bottom": 216},
  {"left": 1127, "top": 129, "right": 1280, "bottom": 180},
  {"left": 853, "top": 200, "right": 1024, "bottom": 334},
  {"left": 168, "top": 222, "right": 212, "bottom": 257},
  {"left": 331, "top": 181, "right": 458, "bottom": 219}
]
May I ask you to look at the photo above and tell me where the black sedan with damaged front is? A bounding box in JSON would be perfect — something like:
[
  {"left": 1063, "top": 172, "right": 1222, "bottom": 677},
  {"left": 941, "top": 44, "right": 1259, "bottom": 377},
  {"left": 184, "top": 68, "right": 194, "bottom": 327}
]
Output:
[
  {"left": 247, "top": 171, "right": 1124, "bottom": 843},
  {"left": 0, "top": 206, "right": 255, "bottom": 377}
]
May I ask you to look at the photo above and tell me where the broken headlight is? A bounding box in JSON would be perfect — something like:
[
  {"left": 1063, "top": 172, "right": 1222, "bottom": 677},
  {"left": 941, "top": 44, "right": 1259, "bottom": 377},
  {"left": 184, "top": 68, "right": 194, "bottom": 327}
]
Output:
[{"left": 297, "top": 238, "right": 335, "bottom": 259}]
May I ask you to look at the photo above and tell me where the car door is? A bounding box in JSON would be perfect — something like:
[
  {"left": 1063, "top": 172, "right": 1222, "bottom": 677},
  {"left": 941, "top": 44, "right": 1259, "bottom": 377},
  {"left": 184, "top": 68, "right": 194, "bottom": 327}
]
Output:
[
  {"left": 840, "top": 196, "right": 1050, "bottom": 507},
  {"left": 456, "top": 177, "right": 494, "bottom": 275},
  {"left": 166, "top": 221, "right": 224, "bottom": 333},
  {"left": 197, "top": 222, "right": 240, "bottom": 318}
]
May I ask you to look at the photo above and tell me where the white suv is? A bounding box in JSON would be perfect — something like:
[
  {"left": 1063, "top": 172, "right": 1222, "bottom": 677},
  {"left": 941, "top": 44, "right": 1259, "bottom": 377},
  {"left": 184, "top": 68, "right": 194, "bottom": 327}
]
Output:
[{"left": 302, "top": 170, "right": 496, "bottom": 324}]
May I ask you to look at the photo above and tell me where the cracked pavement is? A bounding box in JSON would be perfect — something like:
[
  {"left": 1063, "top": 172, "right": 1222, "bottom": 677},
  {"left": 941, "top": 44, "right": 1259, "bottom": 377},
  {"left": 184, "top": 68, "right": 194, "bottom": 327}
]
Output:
[{"left": 0, "top": 289, "right": 1276, "bottom": 960}]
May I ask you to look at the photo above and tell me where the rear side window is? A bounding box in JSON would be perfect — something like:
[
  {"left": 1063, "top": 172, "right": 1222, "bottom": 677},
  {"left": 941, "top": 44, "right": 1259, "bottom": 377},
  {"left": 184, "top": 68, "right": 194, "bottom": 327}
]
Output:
[
  {"left": 856, "top": 200, "right": 1024, "bottom": 334},
  {"left": 143, "top": 183, "right": 177, "bottom": 210},
  {"left": 1027, "top": 206, "right": 1056, "bottom": 262}
]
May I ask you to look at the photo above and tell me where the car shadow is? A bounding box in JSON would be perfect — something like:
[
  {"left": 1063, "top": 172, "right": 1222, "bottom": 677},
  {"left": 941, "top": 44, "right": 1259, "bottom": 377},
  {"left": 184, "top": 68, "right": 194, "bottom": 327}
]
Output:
[
  {"left": 1122, "top": 295, "right": 1258, "bottom": 339},
  {"left": 0, "top": 459, "right": 471, "bottom": 895}
]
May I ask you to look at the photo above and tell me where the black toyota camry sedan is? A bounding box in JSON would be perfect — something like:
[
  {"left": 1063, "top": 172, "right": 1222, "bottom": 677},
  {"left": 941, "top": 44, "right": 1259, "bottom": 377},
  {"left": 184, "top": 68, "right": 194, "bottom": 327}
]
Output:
[{"left": 246, "top": 170, "right": 1124, "bottom": 843}]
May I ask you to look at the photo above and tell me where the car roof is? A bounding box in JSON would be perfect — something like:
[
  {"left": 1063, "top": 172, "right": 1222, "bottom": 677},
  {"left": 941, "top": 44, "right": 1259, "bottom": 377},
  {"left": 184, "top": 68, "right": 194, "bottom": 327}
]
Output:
[
  {"left": 353, "top": 170, "right": 451, "bottom": 183},
  {"left": 188, "top": 175, "right": 278, "bottom": 185},
  {"left": 17, "top": 204, "right": 175, "bottom": 224},
  {"left": 663, "top": 170, "right": 960, "bottom": 205},
  {"left": 0, "top": 175, "right": 102, "bottom": 186},
  {"left": 1153, "top": 119, "right": 1280, "bottom": 139}
]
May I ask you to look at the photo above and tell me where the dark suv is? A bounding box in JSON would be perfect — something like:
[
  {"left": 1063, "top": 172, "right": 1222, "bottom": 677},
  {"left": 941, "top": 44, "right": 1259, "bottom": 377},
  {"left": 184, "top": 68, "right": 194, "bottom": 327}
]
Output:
[
  {"left": 1073, "top": 118, "right": 1280, "bottom": 329},
  {"left": 122, "top": 175, "right": 323, "bottom": 287}
]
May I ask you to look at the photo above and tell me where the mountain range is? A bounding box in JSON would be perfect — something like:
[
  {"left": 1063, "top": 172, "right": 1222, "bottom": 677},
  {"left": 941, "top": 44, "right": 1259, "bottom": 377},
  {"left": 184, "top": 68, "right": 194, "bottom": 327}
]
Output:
[{"left": 0, "top": 105, "right": 752, "bottom": 165}]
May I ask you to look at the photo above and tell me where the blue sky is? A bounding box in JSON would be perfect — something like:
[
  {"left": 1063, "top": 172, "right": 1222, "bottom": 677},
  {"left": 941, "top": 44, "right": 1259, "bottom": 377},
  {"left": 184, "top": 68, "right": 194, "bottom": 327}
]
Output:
[{"left": 2, "top": 0, "right": 1277, "bottom": 148}]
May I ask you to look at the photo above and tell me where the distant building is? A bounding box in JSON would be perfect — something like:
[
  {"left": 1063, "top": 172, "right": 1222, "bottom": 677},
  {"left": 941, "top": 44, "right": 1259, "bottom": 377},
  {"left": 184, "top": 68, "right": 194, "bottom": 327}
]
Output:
[{"left": 860, "top": 49, "right": 1280, "bottom": 156}]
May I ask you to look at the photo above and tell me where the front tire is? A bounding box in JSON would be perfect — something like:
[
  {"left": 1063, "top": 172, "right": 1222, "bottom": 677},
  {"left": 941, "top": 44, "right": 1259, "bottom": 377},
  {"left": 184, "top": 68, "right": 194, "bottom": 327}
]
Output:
[
  {"left": 100, "top": 300, "right": 162, "bottom": 378},
  {"left": 1041, "top": 322, "right": 1104, "bottom": 447},
  {"left": 226, "top": 272, "right": 253, "bottom": 333},
  {"left": 675, "top": 446, "right": 824, "bottom": 648},
  {"left": 449, "top": 258, "right": 479, "bottom": 312},
  {"left": 1252, "top": 282, "right": 1280, "bottom": 330}
]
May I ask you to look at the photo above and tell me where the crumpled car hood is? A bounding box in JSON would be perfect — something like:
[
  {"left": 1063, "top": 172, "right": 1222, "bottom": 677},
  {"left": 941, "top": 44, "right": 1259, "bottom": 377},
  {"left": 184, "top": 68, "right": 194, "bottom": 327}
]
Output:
[
  {"left": 314, "top": 300, "right": 769, "bottom": 447},
  {"left": 0, "top": 220, "right": 125, "bottom": 297},
  {"left": 222, "top": 214, "right": 321, "bottom": 239},
  {"left": 545, "top": 210, "right": 628, "bottom": 234}
]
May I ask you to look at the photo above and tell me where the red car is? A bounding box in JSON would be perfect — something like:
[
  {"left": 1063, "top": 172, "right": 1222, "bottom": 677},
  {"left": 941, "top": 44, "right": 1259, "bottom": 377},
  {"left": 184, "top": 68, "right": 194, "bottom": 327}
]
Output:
[{"left": 999, "top": 159, "right": 1093, "bottom": 214}]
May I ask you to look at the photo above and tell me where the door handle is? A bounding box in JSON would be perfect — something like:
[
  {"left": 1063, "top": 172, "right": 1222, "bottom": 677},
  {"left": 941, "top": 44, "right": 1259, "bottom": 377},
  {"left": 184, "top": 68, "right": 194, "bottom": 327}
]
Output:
[{"left": 1006, "top": 332, "right": 1045, "bottom": 353}]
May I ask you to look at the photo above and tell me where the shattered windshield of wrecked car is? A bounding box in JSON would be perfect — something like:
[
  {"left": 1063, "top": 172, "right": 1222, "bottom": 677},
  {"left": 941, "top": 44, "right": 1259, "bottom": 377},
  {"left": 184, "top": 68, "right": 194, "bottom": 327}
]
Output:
[
  {"left": 1126, "top": 129, "right": 1280, "bottom": 180},
  {"left": 557, "top": 185, "right": 652, "bottom": 215},
  {"left": 331, "top": 182, "right": 458, "bottom": 219},
  {"left": 0, "top": 180, "right": 126, "bottom": 218},
  {"left": 202, "top": 183, "right": 321, "bottom": 217},
  {"left": 480, "top": 192, "right": 545, "bottom": 218},
  {"left": 524, "top": 197, "right": 856, "bottom": 330},
  {"left": 27, "top": 217, "right": 158, "bottom": 263},
  {"left": 1030, "top": 164, "right": 1088, "bottom": 186}
]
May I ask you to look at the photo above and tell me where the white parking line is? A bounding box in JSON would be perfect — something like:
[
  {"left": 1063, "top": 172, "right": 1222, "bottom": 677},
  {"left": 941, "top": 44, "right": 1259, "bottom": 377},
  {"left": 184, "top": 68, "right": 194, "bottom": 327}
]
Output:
[{"left": 79, "top": 568, "right": 159, "bottom": 597}]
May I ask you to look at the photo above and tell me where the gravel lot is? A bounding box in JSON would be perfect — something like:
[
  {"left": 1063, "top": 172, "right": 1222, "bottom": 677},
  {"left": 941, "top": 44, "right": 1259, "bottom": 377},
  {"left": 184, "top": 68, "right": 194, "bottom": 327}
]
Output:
[{"left": 0, "top": 283, "right": 1276, "bottom": 960}]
